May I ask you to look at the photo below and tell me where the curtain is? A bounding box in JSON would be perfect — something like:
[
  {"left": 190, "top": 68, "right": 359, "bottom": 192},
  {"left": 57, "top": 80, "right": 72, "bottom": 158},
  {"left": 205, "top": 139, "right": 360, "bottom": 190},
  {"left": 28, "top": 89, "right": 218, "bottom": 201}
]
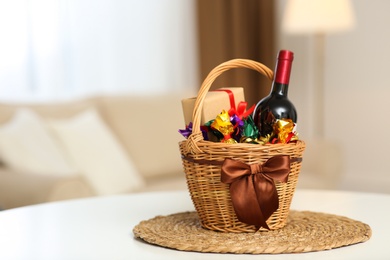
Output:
[
  {"left": 196, "top": 0, "right": 275, "bottom": 107},
  {"left": 0, "top": 0, "right": 199, "bottom": 101}
]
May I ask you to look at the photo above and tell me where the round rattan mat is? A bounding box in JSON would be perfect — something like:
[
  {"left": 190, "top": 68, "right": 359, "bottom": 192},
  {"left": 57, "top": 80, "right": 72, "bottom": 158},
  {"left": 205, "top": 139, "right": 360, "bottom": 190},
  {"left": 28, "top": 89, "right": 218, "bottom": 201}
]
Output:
[{"left": 133, "top": 210, "right": 371, "bottom": 254}]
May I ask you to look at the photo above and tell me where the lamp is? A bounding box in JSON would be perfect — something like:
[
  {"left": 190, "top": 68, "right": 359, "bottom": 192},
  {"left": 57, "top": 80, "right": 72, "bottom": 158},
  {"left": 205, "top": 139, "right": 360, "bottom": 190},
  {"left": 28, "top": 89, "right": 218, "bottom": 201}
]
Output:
[{"left": 281, "top": 0, "right": 356, "bottom": 138}]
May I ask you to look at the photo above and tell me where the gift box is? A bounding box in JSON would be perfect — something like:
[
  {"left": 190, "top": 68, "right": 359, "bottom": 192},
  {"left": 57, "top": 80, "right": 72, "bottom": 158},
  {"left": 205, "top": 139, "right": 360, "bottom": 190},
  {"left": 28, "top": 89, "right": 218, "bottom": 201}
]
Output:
[{"left": 181, "top": 87, "right": 245, "bottom": 126}]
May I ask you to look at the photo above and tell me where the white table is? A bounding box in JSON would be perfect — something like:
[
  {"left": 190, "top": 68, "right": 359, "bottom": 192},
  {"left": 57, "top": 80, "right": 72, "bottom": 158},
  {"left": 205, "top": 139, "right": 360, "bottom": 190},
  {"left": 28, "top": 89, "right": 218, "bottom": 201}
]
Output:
[{"left": 0, "top": 189, "right": 388, "bottom": 260}]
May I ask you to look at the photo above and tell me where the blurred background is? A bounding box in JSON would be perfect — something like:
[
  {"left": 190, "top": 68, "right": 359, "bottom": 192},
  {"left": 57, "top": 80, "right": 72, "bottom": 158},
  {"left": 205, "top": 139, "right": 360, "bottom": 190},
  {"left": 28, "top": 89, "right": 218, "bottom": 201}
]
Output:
[
  {"left": 0, "top": 0, "right": 199, "bottom": 100},
  {"left": 0, "top": 0, "right": 389, "bottom": 194}
]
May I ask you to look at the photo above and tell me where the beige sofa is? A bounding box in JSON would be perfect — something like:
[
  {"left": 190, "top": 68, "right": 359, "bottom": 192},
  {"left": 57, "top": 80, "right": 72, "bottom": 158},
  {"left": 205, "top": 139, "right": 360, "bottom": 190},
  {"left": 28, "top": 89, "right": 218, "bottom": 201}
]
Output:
[{"left": 0, "top": 94, "right": 188, "bottom": 209}]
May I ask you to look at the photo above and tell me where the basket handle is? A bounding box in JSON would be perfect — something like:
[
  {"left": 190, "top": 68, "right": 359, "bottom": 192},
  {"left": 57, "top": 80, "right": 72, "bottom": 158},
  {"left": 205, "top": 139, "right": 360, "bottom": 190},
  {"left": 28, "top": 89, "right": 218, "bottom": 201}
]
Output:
[{"left": 187, "top": 58, "right": 274, "bottom": 154}]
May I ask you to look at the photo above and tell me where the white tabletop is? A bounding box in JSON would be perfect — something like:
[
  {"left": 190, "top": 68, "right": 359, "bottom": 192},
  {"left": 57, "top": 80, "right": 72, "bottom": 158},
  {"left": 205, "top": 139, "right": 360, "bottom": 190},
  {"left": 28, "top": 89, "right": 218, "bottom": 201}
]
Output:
[{"left": 0, "top": 189, "right": 389, "bottom": 260}]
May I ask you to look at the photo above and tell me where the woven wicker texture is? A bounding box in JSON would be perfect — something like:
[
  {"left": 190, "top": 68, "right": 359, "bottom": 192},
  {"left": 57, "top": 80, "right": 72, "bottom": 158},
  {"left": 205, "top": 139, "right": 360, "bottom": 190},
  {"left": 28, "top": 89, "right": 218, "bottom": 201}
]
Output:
[
  {"left": 133, "top": 211, "right": 371, "bottom": 254},
  {"left": 179, "top": 59, "right": 306, "bottom": 232}
]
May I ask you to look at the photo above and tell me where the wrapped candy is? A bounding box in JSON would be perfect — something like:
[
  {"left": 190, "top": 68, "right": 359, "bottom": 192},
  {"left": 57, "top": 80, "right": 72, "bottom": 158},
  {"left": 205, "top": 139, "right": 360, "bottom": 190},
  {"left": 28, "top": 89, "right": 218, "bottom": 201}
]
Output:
[
  {"left": 240, "top": 116, "right": 263, "bottom": 144},
  {"left": 210, "top": 110, "right": 237, "bottom": 143},
  {"left": 178, "top": 122, "right": 209, "bottom": 140},
  {"left": 271, "top": 118, "right": 299, "bottom": 144},
  {"left": 229, "top": 114, "right": 244, "bottom": 142}
]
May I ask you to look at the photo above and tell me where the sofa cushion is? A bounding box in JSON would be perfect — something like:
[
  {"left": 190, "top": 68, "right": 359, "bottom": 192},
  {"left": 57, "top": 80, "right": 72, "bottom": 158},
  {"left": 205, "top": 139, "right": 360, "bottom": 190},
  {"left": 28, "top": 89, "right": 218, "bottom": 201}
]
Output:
[
  {"left": 0, "top": 109, "right": 77, "bottom": 176},
  {"left": 97, "top": 95, "right": 185, "bottom": 179},
  {"left": 47, "top": 108, "right": 145, "bottom": 195},
  {"left": 0, "top": 97, "right": 96, "bottom": 124}
]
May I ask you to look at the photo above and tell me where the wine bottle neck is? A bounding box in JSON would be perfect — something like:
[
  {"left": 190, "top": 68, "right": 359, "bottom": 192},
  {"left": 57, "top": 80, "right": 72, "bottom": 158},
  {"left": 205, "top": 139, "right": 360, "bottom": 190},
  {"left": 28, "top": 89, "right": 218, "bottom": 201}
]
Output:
[
  {"left": 274, "top": 58, "right": 292, "bottom": 85},
  {"left": 271, "top": 50, "right": 293, "bottom": 97},
  {"left": 271, "top": 83, "right": 289, "bottom": 96}
]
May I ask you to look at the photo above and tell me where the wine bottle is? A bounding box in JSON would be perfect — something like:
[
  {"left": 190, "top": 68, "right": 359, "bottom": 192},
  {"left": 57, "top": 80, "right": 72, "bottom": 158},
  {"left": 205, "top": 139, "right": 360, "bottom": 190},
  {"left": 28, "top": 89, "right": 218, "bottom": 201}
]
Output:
[{"left": 253, "top": 50, "right": 297, "bottom": 138}]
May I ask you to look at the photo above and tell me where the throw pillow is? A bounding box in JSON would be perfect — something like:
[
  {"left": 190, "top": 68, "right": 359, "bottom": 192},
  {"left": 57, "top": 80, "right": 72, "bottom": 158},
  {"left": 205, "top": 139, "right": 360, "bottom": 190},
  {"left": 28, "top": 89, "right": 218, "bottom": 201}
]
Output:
[
  {"left": 0, "top": 109, "right": 77, "bottom": 176},
  {"left": 46, "top": 109, "right": 145, "bottom": 195}
]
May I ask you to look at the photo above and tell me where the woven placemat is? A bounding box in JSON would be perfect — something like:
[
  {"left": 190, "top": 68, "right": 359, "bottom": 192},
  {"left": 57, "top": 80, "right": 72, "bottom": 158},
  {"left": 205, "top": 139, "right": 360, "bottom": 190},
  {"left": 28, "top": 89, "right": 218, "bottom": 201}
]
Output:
[{"left": 133, "top": 210, "right": 371, "bottom": 254}]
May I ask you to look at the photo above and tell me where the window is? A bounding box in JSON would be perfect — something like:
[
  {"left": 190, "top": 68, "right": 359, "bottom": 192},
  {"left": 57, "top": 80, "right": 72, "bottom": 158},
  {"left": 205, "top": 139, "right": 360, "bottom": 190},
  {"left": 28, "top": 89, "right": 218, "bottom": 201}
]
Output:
[{"left": 0, "top": 0, "right": 198, "bottom": 101}]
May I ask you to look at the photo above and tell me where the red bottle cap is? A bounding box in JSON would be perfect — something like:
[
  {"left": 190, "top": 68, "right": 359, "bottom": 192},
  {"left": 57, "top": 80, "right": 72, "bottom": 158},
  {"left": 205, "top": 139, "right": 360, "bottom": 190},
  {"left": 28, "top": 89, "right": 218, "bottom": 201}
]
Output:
[{"left": 278, "top": 50, "right": 294, "bottom": 61}]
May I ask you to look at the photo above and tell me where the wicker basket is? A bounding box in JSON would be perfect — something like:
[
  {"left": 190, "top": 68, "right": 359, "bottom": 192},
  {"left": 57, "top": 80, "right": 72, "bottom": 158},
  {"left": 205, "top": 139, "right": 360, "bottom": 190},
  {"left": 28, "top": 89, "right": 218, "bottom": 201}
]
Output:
[{"left": 179, "top": 59, "right": 305, "bottom": 233}]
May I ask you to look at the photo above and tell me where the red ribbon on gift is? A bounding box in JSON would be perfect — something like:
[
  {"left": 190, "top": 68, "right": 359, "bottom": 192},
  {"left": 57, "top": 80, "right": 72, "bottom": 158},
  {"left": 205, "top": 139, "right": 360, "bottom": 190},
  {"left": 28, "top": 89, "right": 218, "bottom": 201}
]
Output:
[
  {"left": 221, "top": 155, "right": 291, "bottom": 230},
  {"left": 230, "top": 101, "right": 255, "bottom": 119},
  {"left": 212, "top": 89, "right": 254, "bottom": 119},
  {"left": 212, "top": 89, "right": 236, "bottom": 111}
]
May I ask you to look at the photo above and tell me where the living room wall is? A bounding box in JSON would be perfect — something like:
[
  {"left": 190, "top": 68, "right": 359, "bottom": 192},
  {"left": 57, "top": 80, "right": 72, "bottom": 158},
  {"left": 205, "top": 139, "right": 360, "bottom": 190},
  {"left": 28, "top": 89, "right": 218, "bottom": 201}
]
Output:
[{"left": 276, "top": 0, "right": 390, "bottom": 193}]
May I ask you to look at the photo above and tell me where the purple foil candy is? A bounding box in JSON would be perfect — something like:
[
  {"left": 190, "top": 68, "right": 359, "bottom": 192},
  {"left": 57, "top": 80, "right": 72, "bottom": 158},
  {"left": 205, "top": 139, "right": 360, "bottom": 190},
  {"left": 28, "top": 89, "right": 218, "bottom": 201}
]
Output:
[{"left": 178, "top": 122, "right": 208, "bottom": 140}]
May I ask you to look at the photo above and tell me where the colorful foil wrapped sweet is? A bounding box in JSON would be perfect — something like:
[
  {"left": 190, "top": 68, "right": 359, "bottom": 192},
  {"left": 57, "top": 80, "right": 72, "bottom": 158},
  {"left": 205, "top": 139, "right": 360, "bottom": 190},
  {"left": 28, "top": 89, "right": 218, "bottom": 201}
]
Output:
[
  {"left": 210, "top": 110, "right": 237, "bottom": 143},
  {"left": 239, "top": 116, "right": 263, "bottom": 144},
  {"left": 272, "top": 118, "right": 298, "bottom": 144},
  {"left": 178, "top": 122, "right": 209, "bottom": 140}
]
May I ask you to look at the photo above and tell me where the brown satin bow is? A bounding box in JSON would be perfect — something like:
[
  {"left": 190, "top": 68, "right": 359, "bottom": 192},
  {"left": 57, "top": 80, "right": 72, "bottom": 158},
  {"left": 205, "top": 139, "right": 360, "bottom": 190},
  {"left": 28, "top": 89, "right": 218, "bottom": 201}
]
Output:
[{"left": 221, "top": 155, "right": 291, "bottom": 230}]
